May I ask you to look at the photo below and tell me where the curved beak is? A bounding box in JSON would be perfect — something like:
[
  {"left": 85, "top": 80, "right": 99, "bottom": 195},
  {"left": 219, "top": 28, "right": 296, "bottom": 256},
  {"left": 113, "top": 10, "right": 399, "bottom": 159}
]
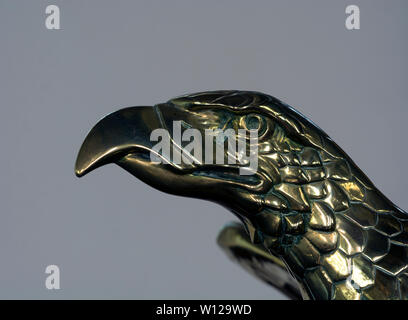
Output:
[
  {"left": 75, "top": 106, "right": 162, "bottom": 177},
  {"left": 75, "top": 102, "right": 269, "bottom": 218}
]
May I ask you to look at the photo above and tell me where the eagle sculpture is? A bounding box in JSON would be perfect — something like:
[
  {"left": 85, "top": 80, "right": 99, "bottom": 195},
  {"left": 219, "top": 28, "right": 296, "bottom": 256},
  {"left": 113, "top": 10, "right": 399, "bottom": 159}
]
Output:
[{"left": 75, "top": 91, "right": 408, "bottom": 300}]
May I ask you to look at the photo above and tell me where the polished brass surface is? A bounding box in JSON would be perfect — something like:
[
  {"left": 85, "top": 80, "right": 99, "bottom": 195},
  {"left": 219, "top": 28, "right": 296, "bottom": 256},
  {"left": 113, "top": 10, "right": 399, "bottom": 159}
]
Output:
[{"left": 75, "top": 91, "right": 408, "bottom": 300}]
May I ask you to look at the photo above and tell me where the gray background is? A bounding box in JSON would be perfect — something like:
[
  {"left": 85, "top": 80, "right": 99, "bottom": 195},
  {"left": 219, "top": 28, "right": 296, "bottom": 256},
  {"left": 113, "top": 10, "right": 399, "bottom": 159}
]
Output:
[{"left": 0, "top": 0, "right": 407, "bottom": 299}]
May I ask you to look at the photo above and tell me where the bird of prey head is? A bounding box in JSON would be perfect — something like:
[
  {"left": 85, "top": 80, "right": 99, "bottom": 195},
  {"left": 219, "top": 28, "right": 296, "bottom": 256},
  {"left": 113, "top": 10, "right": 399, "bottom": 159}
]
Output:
[{"left": 75, "top": 91, "right": 408, "bottom": 300}]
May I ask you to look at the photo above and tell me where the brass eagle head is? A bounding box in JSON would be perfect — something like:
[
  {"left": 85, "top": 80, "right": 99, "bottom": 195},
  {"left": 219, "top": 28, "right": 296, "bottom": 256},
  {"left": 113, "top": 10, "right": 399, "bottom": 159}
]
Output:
[
  {"left": 75, "top": 90, "right": 402, "bottom": 260},
  {"left": 75, "top": 91, "right": 408, "bottom": 300}
]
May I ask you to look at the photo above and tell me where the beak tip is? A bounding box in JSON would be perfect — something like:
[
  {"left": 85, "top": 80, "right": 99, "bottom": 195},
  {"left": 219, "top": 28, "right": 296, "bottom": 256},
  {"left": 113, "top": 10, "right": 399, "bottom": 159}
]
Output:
[
  {"left": 74, "top": 162, "right": 85, "bottom": 178},
  {"left": 75, "top": 169, "right": 84, "bottom": 178},
  {"left": 74, "top": 155, "right": 90, "bottom": 178}
]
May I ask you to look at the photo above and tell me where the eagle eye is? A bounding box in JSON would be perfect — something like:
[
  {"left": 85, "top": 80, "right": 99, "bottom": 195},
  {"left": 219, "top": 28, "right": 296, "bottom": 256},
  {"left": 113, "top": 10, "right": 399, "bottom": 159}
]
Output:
[{"left": 242, "top": 114, "right": 267, "bottom": 136}]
